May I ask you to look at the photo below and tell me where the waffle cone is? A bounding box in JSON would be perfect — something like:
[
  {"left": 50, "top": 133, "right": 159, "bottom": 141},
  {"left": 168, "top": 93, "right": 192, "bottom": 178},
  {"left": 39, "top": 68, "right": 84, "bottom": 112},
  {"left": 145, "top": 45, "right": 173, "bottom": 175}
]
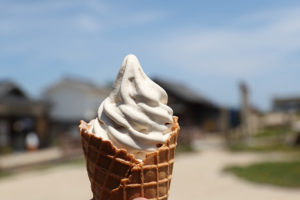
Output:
[{"left": 79, "top": 116, "right": 180, "bottom": 200}]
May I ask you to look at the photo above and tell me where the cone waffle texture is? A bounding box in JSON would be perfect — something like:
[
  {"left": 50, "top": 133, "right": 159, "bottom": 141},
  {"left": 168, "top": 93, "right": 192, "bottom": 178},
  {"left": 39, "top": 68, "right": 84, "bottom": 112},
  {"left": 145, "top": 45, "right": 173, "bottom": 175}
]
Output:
[{"left": 79, "top": 116, "right": 180, "bottom": 200}]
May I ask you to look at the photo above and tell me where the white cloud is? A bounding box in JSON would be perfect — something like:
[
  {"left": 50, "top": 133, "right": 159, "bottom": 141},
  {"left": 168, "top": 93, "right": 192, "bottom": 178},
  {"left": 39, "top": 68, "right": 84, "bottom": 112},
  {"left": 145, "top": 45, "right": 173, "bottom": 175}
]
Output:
[
  {"left": 149, "top": 6, "right": 300, "bottom": 78},
  {"left": 0, "top": 0, "right": 166, "bottom": 63},
  {"left": 76, "top": 14, "right": 100, "bottom": 32},
  {"left": 126, "top": 11, "right": 166, "bottom": 26},
  {"left": 0, "top": 1, "right": 165, "bottom": 35}
]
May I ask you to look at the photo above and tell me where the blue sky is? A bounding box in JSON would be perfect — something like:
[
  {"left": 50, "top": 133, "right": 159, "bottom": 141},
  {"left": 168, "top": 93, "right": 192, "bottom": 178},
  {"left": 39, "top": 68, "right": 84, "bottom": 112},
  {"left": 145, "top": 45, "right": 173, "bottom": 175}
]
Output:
[{"left": 1, "top": 0, "right": 300, "bottom": 110}]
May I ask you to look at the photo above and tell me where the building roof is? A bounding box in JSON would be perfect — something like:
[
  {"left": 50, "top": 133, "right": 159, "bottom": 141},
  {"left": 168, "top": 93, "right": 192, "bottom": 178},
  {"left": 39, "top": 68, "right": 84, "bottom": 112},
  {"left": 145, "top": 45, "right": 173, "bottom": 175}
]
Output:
[
  {"left": 43, "top": 77, "right": 110, "bottom": 97},
  {"left": 153, "top": 78, "right": 218, "bottom": 108},
  {"left": 0, "top": 80, "right": 28, "bottom": 100},
  {"left": 273, "top": 96, "right": 300, "bottom": 104},
  {"left": 273, "top": 96, "right": 300, "bottom": 112},
  {"left": 0, "top": 81, "right": 46, "bottom": 116}
]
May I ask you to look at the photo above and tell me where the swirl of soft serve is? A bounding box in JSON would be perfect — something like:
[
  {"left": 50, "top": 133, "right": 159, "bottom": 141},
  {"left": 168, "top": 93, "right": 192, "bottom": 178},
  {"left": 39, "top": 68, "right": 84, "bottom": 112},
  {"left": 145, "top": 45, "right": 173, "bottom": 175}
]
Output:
[{"left": 91, "top": 54, "right": 173, "bottom": 161}]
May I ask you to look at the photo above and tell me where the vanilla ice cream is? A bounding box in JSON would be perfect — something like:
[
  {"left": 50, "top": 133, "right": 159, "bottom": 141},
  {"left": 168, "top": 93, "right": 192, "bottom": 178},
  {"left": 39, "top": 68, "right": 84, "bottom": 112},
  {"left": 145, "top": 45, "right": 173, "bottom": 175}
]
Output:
[{"left": 90, "top": 54, "right": 173, "bottom": 161}]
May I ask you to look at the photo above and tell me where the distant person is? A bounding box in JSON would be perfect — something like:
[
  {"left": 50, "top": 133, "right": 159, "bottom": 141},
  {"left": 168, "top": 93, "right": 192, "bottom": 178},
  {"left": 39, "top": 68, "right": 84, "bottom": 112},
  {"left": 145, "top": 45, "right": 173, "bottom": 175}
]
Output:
[{"left": 25, "top": 132, "right": 39, "bottom": 151}]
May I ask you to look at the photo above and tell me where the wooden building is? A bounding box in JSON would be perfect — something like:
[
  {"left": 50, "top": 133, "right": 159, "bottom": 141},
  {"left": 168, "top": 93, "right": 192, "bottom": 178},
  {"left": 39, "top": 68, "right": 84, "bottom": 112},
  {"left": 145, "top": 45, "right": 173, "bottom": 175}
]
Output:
[
  {"left": 153, "top": 78, "right": 220, "bottom": 144},
  {"left": 273, "top": 96, "right": 300, "bottom": 112},
  {"left": 0, "top": 81, "right": 48, "bottom": 153}
]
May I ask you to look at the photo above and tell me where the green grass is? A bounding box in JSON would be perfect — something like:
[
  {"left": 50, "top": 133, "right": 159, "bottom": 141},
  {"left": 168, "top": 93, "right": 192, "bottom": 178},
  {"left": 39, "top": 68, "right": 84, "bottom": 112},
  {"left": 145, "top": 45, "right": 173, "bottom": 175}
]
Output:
[
  {"left": 224, "top": 161, "right": 300, "bottom": 188},
  {"left": 176, "top": 144, "right": 195, "bottom": 153},
  {"left": 254, "top": 126, "right": 290, "bottom": 138},
  {"left": 0, "top": 147, "right": 13, "bottom": 155},
  {"left": 0, "top": 171, "right": 13, "bottom": 179},
  {"left": 228, "top": 143, "right": 300, "bottom": 153},
  {"left": 59, "top": 157, "right": 85, "bottom": 166}
]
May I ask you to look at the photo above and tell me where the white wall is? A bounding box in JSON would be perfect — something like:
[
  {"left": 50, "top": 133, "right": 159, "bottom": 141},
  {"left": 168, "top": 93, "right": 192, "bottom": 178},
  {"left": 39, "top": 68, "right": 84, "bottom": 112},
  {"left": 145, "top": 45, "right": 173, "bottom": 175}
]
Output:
[{"left": 45, "top": 85, "right": 106, "bottom": 122}]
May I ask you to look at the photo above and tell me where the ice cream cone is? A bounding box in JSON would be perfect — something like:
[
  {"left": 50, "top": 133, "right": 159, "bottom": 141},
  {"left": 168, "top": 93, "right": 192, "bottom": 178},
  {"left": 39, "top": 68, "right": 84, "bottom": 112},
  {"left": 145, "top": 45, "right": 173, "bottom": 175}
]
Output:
[{"left": 79, "top": 116, "right": 180, "bottom": 200}]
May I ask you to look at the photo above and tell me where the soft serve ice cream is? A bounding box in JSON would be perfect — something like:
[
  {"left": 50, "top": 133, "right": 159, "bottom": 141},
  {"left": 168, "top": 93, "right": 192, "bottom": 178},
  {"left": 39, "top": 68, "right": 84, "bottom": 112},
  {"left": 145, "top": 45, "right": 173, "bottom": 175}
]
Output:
[{"left": 91, "top": 54, "right": 173, "bottom": 161}]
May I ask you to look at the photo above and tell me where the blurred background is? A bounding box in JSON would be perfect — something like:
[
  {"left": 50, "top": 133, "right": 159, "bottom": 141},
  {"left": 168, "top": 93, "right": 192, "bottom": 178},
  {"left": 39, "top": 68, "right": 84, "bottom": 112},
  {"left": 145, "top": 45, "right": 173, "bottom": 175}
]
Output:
[{"left": 1, "top": 0, "right": 300, "bottom": 199}]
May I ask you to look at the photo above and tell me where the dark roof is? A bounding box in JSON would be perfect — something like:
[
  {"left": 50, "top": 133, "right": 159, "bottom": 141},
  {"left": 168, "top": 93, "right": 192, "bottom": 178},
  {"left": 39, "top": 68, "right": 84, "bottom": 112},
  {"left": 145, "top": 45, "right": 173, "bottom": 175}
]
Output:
[
  {"left": 0, "top": 81, "right": 28, "bottom": 100},
  {"left": 274, "top": 96, "right": 300, "bottom": 104},
  {"left": 153, "top": 78, "right": 218, "bottom": 108},
  {"left": 0, "top": 81, "right": 47, "bottom": 116}
]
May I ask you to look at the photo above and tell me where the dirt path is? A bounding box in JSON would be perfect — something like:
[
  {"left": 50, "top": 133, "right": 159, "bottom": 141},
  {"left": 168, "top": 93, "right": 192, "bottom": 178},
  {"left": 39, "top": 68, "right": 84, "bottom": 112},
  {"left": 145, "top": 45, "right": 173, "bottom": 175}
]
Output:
[
  {"left": 0, "top": 165, "right": 91, "bottom": 200},
  {"left": 0, "top": 148, "right": 299, "bottom": 200},
  {"left": 170, "top": 149, "right": 300, "bottom": 200}
]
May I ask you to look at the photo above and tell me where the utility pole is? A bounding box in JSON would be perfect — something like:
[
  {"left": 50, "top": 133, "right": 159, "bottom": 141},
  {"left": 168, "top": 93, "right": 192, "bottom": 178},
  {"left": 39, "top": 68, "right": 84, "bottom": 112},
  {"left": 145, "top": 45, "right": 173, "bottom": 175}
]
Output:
[{"left": 240, "top": 82, "right": 250, "bottom": 141}]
